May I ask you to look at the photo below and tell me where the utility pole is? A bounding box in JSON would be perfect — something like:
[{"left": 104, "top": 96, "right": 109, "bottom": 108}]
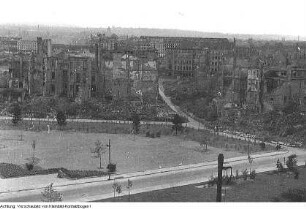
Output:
[{"left": 216, "top": 153, "right": 224, "bottom": 202}]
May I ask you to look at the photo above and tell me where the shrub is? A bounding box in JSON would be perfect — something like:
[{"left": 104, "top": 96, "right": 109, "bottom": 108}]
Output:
[
  {"left": 172, "top": 114, "right": 185, "bottom": 135},
  {"left": 223, "top": 175, "right": 233, "bottom": 185},
  {"left": 207, "top": 175, "right": 217, "bottom": 186},
  {"left": 276, "top": 160, "right": 285, "bottom": 172},
  {"left": 131, "top": 113, "right": 140, "bottom": 134},
  {"left": 58, "top": 168, "right": 108, "bottom": 179},
  {"left": 56, "top": 110, "right": 67, "bottom": 127},
  {"left": 286, "top": 154, "right": 297, "bottom": 171},
  {"left": 150, "top": 132, "right": 155, "bottom": 138},
  {"left": 294, "top": 169, "right": 299, "bottom": 179},
  {"left": 41, "top": 183, "right": 63, "bottom": 202},
  {"left": 156, "top": 131, "right": 161, "bottom": 137},
  {"left": 0, "top": 163, "right": 108, "bottom": 179},
  {"left": 107, "top": 163, "right": 117, "bottom": 173},
  {"left": 0, "top": 163, "right": 59, "bottom": 178},
  {"left": 25, "top": 163, "right": 34, "bottom": 171},
  {"left": 242, "top": 169, "right": 248, "bottom": 180},
  {"left": 259, "top": 142, "right": 266, "bottom": 150},
  {"left": 235, "top": 170, "right": 239, "bottom": 179},
  {"left": 250, "top": 170, "right": 256, "bottom": 179},
  {"left": 146, "top": 131, "right": 150, "bottom": 137},
  {"left": 9, "top": 103, "right": 22, "bottom": 124}
]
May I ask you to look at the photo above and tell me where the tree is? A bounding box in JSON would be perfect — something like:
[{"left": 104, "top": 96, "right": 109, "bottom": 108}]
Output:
[
  {"left": 131, "top": 113, "right": 140, "bottom": 134},
  {"left": 56, "top": 110, "right": 67, "bottom": 128},
  {"left": 91, "top": 140, "right": 106, "bottom": 169},
  {"left": 172, "top": 114, "right": 184, "bottom": 135},
  {"left": 25, "top": 140, "right": 40, "bottom": 170},
  {"left": 41, "top": 183, "right": 63, "bottom": 202},
  {"left": 112, "top": 182, "right": 122, "bottom": 200},
  {"left": 9, "top": 102, "right": 22, "bottom": 124},
  {"left": 126, "top": 179, "right": 133, "bottom": 202}
]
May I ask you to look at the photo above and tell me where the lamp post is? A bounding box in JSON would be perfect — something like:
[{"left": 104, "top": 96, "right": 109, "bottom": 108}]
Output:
[{"left": 107, "top": 139, "right": 111, "bottom": 180}]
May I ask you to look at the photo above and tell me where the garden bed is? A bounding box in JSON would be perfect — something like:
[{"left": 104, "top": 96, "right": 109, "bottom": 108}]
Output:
[{"left": 0, "top": 163, "right": 108, "bottom": 179}]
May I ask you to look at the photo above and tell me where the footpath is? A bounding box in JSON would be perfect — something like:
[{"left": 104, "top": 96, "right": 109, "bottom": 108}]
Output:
[{"left": 0, "top": 116, "right": 172, "bottom": 126}]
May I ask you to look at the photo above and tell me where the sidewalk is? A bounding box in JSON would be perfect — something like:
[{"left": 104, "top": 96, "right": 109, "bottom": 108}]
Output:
[
  {"left": 0, "top": 116, "right": 172, "bottom": 126},
  {"left": 0, "top": 150, "right": 289, "bottom": 194}
]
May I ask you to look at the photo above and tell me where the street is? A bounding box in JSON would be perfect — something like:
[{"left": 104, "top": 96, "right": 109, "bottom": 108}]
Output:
[{"left": 0, "top": 148, "right": 304, "bottom": 202}]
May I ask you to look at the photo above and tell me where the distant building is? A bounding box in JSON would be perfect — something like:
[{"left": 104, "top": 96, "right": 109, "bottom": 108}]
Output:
[
  {"left": 17, "top": 39, "right": 38, "bottom": 53},
  {"left": 44, "top": 52, "right": 93, "bottom": 102},
  {"left": 0, "top": 37, "right": 21, "bottom": 52},
  {"left": 265, "top": 65, "right": 306, "bottom": 111},
  {"left": 246, "top": 68, "right": 262, "bottom": 109}
]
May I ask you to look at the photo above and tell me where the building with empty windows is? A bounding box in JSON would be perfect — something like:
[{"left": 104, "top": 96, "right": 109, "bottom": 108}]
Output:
[{"left": 17, "top": 39, "right": 38, "bottom": 53}]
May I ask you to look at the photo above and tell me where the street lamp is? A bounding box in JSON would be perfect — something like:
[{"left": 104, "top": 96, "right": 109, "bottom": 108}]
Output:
[{"left": 107, "top": 139, "right": 112, "bottom": 180}]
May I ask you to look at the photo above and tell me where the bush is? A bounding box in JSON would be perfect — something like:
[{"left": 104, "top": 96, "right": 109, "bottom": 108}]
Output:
[
  {"left": 131, "top": 113, "right": 140, "bottom": 134},
  {"left": 41, "top": 183, "right": 63, "bottom": 202},
  {"left": 250, "top": 170, "right": 256, "bottom": 179},
  {"left": 276, "top": 160, "right": 285, "bottom": 172},
  {"left": 286, "top": 154, "right": 297, "bottom": 171},
  {"left": 25, "top": 163, "right": 34, "bottom": 171},
  {"left": 0, "top": 163, "right": 108, "bottom": 179},
  {"left": 0, "top": 163, "right": 59, "bottom": 178},
  {"left": 146, "top": 131, "right": 150, "bottom": 137},
  {"left": 172, "top": 114, "right": 185, "bottom": 135},
  {"left": 58, "top": 168, "right": 108, "bottom": 179},
  {"left": 9, "top": 103, "right": 22, "bottom": 124},
  {"left": 235, "top": 170, "right": 239, "bottom": 179},
  {"left": 294, "top": 169, "right": 299, "bottom": 179},
  {"left": 242, "top": 169, "right": 248, "bottom": 180},
  {"left": 156, "top": 131, "right": 161, "bottom": 137},
  {"left": 150, "top": 133, "right": 155, "bottom": 138},
  {"left": 223, "top": 175, "right": 233, "bottom": 185},
  {"left": 107, "top": 163, "right": 117, "bottom": 173},
  {"left": 56, "top": 110, "right": 67, "bottom": 127},
  {"left": 259, "top": 142, "right": 266, "bottom": 150},
  {"left": 207, "top": 175, "right": 217, "bottom": 186}
]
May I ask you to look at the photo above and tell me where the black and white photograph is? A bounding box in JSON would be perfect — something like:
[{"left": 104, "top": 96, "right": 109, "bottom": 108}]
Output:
[{"left": 0, "top": 0, "right": 305, "bottom": 206}]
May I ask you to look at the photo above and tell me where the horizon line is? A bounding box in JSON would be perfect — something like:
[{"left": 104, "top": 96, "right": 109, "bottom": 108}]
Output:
[{"left": 0, "top": 23, "right": 305, "bottom": 41}]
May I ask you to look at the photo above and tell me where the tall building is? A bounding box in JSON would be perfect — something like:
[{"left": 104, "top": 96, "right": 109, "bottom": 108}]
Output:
[{"left": 44, "top": 51, "right": 93, "bottom": 102}]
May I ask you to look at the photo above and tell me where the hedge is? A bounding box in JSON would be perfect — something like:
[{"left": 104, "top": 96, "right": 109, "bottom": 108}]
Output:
[{"left": 0, "top": 163, "right": 108, "bottom": 179}]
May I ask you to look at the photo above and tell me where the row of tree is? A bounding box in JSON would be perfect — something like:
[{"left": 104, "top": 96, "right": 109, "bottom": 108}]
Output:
[{"left": 9, "top": 102, "right": 187, "bottom": 135}]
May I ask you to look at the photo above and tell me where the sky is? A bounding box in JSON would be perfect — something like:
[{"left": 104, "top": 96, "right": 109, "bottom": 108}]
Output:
[{"left": 0, "top": 0, "right": 305, "bottom": 37}]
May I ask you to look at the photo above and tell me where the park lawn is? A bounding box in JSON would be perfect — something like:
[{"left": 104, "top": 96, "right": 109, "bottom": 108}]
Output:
[
  {"left": 0, "top": 128, "right": 247, "bottom": 174},
  {"left": 0, "top": 119, "right": 275, "bottom": 176},
  {"left": 99, "top": 166, "right": 306, "bottom": 202}
]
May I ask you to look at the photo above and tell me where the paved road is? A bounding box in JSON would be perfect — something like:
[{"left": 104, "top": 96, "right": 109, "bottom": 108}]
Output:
[
  {"left": 158, "top": 79, "right": 206, "bottom": 130},
  {"left": 1, "top": 149, "right": 303, "bottom": 202}
]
